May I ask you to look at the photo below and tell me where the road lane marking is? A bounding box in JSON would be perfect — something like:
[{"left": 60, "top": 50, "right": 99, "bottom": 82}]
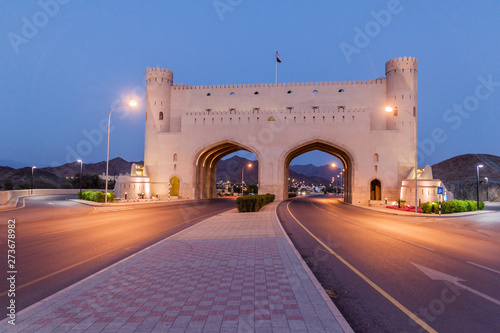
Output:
[
  {"left": 286, "top": 201, "right": 438, "bottom": 333},
  {"left": 313, "top": 202, "right": 435, "bottom": 252},
  {"left": 1, "top": 206, "right": 232, "bottom": 297},
  {"left": 413, "top": 263, "right": 500, "bottom": 306},
  {"left": 467, "top": 261, "right": 500, "bottom": 275},
  {"left": 0, "top": 198, "right": 26, "bottom": 212}
]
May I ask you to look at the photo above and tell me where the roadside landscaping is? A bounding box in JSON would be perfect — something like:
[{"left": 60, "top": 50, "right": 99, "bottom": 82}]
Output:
[
  {"left": 236, "top": 193, "right": 275, "bottom": 212},
  {"left": 78, "top": 190, "right": 115, "bottom": 203},
  {"left": 386, "top": 199, "right": 485, "bottom": 214}
]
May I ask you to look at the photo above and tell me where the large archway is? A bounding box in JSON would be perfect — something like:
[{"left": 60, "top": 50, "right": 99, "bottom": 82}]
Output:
[
  {"left": 282, "top": 140, "right": 355, "bottom": 203},
  {"left": 194, "top": 141, "right": 260, "bottom": 199}
]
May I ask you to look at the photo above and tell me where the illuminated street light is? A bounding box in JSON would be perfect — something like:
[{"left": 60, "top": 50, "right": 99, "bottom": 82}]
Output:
[
  {"left": 77, "top": 159, "right": 83, "bottom": 198},
  {"left": 31, "top": 166, "right": 36, "bottom": 195},
  {"left": 476, "top": 165, "right": 483, "bottom": 210},
  {"left": 485, "top": 177, "right": 489, "bottom": 202},
  {"left": 386, "top": 106, "right": 418, "bottom": 212},
  {"left": 105, "top": 100, "right": 138, "bottom": 204},
  {"left": 241, "top": 163, "right": 252, "bottom": 194}
]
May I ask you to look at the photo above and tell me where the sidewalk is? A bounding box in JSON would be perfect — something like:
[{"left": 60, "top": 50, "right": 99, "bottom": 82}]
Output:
[{"left": 1, "top": 202, "right": 352, "bottom": 332}]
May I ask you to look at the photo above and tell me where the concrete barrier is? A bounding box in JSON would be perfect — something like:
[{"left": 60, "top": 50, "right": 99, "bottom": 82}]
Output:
[{"left": 1, "top": 189, "right": 81, "bottom": 206}]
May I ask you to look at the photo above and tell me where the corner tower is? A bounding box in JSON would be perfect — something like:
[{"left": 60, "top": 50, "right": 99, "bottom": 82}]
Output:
[
  {"left": 144, "top": 67, "right": 173, "bottom": 164},
  {"left": 385, "top": 57, "right": 418, "bottom": 130}
]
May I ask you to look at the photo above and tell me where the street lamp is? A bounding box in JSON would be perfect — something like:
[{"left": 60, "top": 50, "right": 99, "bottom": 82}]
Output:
[
  {"left": 485, "top": 177, "right": 489, "bottom": 202},
  {"left": 77, "top": 159, "right": 83, "bottom": 198},
  {"left": 476, "top": 164, "right": 483, "bottom": 210},
  {"left": 31, "top": 166, "right": 36, "bottom": 195},
  {"left": 386, "top": 106, "right": 418, "bottom": 212},
  {"left": 241, "top": 163, "right": 252, "bottom": 194},
  {"left": 105, "top": 100, "right": 138, "bottom": 204}
]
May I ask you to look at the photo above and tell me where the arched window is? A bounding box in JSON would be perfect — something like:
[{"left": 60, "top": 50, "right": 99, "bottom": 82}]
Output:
[
  {"left": 207, "top": 93, "right": 212, "bottom": 96},
  {"left": 159, "top": 111, "right": 164, "bottom": 120},
  {"left": 267, "top": 117, "right": 276, "bottom": 121},
  {"left": 374, "top": 153, "right": 379, "bottom": 162},
  {"left": 413, "top": 106, "right": 417, "bottom": 117},
  {"left": 313, "top": 90, "right": 319, "bottom": 93},
  {"left": 170, "top": 176, "right": 180, "bottom": 196},
  {"left": 173, "top": 153, "right": 178, "bottom": 162},
  {"left": 254, "top": 91, "right": 259, "bottom": 95},
  {"left": 338, "top": 89, "right": 344, "bottom": 93},
  {"left": 230, "top": 92, "right": 235, "bottom": 95},
  {"left": 287, "top": 90, "right": 293, "bottom": 94},
  {"left": 370, "top": 179, "right": 381, "bottom": 200}
]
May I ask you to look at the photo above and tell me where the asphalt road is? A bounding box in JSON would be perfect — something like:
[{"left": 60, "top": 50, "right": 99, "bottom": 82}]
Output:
[
  {"left": 277, "top": 195, "right": 500, "bottom": 333},
  {"left": 0, "top": 195, "right": 235, "bottom": 312}
]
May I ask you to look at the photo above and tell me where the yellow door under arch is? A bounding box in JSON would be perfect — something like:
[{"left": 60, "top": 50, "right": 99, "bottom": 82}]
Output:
[{"left": 170, "top": 176, "right": 180, "bottom": 196}]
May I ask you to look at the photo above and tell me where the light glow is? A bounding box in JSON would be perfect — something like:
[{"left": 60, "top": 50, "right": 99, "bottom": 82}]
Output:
[
  {"left": 129, "top": 100, "right": 138, "bottom": 107},
  {"left": 385, "top": 106, "right": 394, "bottom": 112}
]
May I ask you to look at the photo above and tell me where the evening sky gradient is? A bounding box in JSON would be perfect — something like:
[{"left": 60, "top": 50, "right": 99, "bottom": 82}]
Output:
[{"left": 1, "top": 1, "right": 499, "bottom": 168}]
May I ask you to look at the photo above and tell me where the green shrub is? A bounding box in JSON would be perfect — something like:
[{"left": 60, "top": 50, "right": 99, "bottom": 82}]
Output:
[
  {"left": 421, "top": 202, "right": 433, "bottom": 214},
  {"left": 288, "top": 193, "right": 297, "bottom": 198},
  {"left": 78, "top": 190, "right": 114, "bottom": 203},
  {"left": 236, "top": 193, "right": 275, "bottom": 212}
]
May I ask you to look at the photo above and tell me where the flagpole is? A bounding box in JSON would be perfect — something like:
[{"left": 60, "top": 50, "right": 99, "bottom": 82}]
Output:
[{"left": 275, "top": 60, "right": 278, "bottom": 84}]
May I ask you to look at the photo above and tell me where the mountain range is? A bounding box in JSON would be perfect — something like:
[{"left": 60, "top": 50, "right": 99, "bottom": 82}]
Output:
[{"left": 0, "top": 154, "right": 498, "bottom": 201}]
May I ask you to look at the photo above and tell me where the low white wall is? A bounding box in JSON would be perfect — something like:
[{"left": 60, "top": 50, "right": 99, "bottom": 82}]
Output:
[{"left": 1, "top": 189, "right": 81, "bottom": 206}]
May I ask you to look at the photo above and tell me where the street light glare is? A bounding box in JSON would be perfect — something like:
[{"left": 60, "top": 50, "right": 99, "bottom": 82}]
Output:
[
  {"left": 129, "top": 100, "right": 138, "bottom": 107},
  {"left": 32, "top": 166, "right": 36, "bottom": 169},
  {"left": 478, "top": 165, "right": 484, "bottom": 168},
  {"left": 385, "top": 106, "right": 394, "bottom": 112},
  {"left": 331, "top": 163, "right": 336, "bottom": 167},
  {"left": 248, "top": 163, "right": 252, "bottom": 167},
  {"left": 77, "top": 159, "right": 82, "bottom": 163}
]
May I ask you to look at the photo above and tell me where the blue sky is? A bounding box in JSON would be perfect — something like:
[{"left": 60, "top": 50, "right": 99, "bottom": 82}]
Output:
[{"left": 1, "top": 1, "right": 499, "bottom": 168}]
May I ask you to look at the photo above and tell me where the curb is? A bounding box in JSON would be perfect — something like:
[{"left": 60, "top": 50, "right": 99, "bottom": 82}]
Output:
[{"left": 274, "top": 203, "right": 354, "bottom": 333}]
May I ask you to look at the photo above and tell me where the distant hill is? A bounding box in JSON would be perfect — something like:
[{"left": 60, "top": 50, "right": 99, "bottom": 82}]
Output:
[
  {"left": 216, "top": 156, "right": 333, "bottom": 185},
  {"left": 0, "top": 158, "right": 142, "bottom": 190},
  {"left": 432, "top": 154, "right": 499, "bottom": 201}
]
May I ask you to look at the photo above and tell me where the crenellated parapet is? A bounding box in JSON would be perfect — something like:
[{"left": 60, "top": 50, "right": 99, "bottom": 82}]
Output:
[
  {"left": 185, "top": 107, "right": 366, "bottom": 117},
  {"left": 171, "top": 78, "right": 385, "bottom": 91},
  {"left": 385, "top": 57, "right": 418, "bottom": 75},
  {"left": 146, "top": 67, "right": 173, "bottom": 82}
]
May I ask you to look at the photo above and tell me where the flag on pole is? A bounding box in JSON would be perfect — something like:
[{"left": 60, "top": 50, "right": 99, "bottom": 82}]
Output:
[{"left": 275, "top": 50, "right": 282, "bottom": 63}]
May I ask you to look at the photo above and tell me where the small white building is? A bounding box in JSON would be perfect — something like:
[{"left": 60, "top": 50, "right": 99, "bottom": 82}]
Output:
[{"left": 400, "top": 165, "right": 453, "bottom": 206}]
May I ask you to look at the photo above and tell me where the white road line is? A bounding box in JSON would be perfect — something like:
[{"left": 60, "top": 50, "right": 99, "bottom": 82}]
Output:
[{"left": 467, "top": 261, "right": 500, "bottom": 275}]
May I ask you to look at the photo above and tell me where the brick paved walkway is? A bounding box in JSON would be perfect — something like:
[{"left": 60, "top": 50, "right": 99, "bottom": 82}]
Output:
[{"left": 1, "top": 202, "right": 352, "bottom": 332}]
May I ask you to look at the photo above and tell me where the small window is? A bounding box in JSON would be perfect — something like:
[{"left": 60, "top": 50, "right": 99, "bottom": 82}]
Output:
[
  {"left": 413, "top": 107, "right": 416, "bottom": 117},
  {"left": 229, "top": 108, "right": 236, "bottom": 114},
  {"left": 173, "top": 153, "right": 178, "bottom": 162},
  {"left": 230, "top": 92, "right": 235, "bottom": 95},
  {"left": 206, "top": 109, "right": 212, "bottom": 113},
  {"left": 287, "top": 90, "right": 293, "bottom": 94},
  {"left": 254, "top": 91, "right": 259, "bottom": 95},
  {"left": 159, "top": 111, "right": 164, "bottom": 120},
  {"left": 374, "top": 153, "right": 379, "bottom": 162},
  {"left": 207, "top": 93, "right": 212, "bottom": 96},
  {"left": 313, "top": 90, "right": 318, "bottom": 93},
  {"left": 268, "top": 117, "right": 276, "bottom": 121},
  {"left": 338, "top": 89, "right": 344, "bottom": 93},
  {"left": 286, "top": 107, "right": 293, "bottom": 113},
  {"left": 338, "top": 106, "right": 345, "bottom": 112},
  {"left": 253, "top": 108, "right": 260, "bottom": 114}
]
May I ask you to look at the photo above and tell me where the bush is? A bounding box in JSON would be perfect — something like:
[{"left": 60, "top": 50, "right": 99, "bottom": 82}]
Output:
[
  {"left": 421, "top": 202, "right": 433, "bottom": 214},
  {"left": 422, "top": 200, "right": 484, "bottom": 214},
  {"left": 78, "top": 190, "right": 114, "bottom": 203},
  {"left": 288, "top": 193, "right": 297, "bottom": 198},
  {"left": 236, "top": 193, "right": 275, "bottom": 212}
]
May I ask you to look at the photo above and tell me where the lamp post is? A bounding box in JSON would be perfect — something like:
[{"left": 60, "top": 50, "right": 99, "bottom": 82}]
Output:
[
  {"left": 241, "top": 163, "right": 252, "bottom": 194},
  {"left": 386, "top": 106, "right": 418, "bottom": 213},
  {"left": 77, "top": 159, "right": 83, "bottom": 198},
  {"left": 485, "top": 177, "right": 489, "bottom": 202},
  {"left": 31, "top": 166, "right": 36, "bottom": 195},
  {"left": 476, "top": 165, "right": 483, "bottom": 210},
  {"left": 105, "top": 100, "right": 137, "bottom": 204}
]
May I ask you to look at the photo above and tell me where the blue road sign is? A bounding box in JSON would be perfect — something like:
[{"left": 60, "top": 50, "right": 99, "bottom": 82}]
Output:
[{"left": 437, "top": 187, "right": 444, "bottom": 195}]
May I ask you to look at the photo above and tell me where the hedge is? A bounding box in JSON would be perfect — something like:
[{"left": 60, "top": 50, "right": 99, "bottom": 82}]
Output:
[
  {"left": 421, "top": 200, "right": 484, "bottom": 214},
  {"left": 236, "top": 194, "right": 275, "bottom": 212},
  {"left": 288, "top": 193, "right": 297, "bottom": 198},
  {"left": 78, "top": 190, "right": 115, "bottom": 203}
]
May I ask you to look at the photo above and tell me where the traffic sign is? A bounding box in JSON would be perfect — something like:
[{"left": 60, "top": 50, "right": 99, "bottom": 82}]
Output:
[{"left": 437, "top": 187, "right": 444, "bottom": 195}]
